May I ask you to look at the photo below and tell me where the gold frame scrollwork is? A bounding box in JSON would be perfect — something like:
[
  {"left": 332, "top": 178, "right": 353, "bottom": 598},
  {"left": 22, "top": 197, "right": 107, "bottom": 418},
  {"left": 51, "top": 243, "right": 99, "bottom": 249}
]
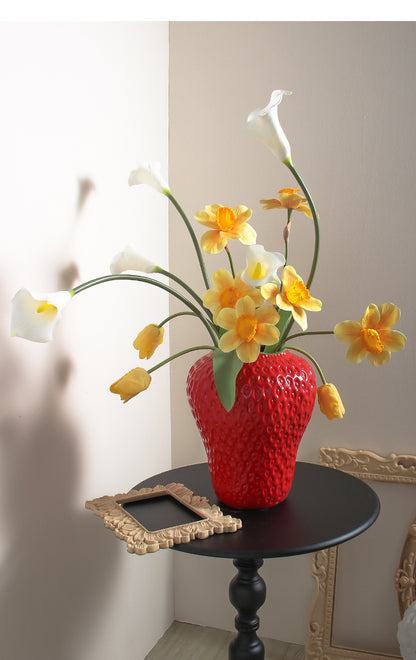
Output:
[
  {"left": 305, "top": 448, "right": 416, "bottom": 660},
  {"left": 86, "top": 482, "right": 242, "bottom": 555}
]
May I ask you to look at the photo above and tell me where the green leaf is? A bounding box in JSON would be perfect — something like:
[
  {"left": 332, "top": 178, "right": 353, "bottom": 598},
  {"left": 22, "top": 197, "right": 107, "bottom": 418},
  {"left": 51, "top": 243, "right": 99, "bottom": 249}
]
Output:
[
  {"left": 212, "top": 348, "right": 243, "bottom": 412},
  {"left": 265, "top": 310, "right": 292, "bottom": 354}
]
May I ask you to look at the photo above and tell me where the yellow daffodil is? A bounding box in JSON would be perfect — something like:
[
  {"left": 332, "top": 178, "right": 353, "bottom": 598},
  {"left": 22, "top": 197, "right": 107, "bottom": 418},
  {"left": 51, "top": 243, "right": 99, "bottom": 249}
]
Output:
[
  {"left": 318, "top": 384, "right": 345, "bottom": 420},
  {"left": 11, "top": 288, "right": 72, "bottom": 342},
  {"left": 133, "top": 324, "right": 164, "bottom": 359},
  {"left": 217, "top": 296, "right": 280, "bottom": 363},
  {"left": 247, "top": 90, "right": 292, "bottom": 164},
  {"left": 110, "top": 244, "right": 156, "bottom": 274},
  {"left": 260, "top": 188, "right": 312, "bottom": 218},
  {"left": 334, "top": 303, "right": 406, "bottom": 366},
  {"left": 241, "top": 244, "right": 285, "bottom": 287},
  {"left": 128, "top": 162, "right": 169, "bottom": 194},
  {"left": 203, "top": 269, "right": 264, "bottom": 323},
  {"left": 194, "top": 204, "right": 256, "bottom": 254},
  {"left": 110, "top": 367, "right": 151, "bottom": 403},
  {"left": 262, "top": 265, "right": 322, "bottom": 331}
]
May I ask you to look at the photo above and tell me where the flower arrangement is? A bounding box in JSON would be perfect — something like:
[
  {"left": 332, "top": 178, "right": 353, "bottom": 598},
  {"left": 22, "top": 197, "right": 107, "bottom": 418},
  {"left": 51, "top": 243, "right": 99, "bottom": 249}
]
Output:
[{"left": 11, "top": 90, "right": 407, "bottom": 420}]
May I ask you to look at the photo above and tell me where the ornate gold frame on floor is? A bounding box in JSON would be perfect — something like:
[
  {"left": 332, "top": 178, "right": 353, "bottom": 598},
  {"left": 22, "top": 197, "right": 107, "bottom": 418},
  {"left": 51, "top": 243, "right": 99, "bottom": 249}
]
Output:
[
  {"left": 305, "top": 447, "right": 416, "bottom": 659},
  {"left": 86, "top": 482, "right": 242, "bottom": 555}
]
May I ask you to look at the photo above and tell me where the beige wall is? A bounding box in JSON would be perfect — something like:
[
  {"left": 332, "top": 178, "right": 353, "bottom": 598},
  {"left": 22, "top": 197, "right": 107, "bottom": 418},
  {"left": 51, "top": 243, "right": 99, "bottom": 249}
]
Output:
[
  {"left": 1, "top": 23, "right": 172, "bottom": 659},
  {"left": 169, "top": 22, "right": 416, "bottom": 648}
]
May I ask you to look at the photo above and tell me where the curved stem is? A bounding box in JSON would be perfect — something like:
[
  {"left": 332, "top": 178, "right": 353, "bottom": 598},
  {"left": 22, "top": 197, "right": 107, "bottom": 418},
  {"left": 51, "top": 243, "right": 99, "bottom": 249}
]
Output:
[
  {"left": 285, "top": 161, "right": 320, "bottom": 290},
  {"left": 279, "top": 161, "right": 320, "bottom": 346},
  {"left": 225, "top": 245, "right": 236, "bottom": 278},
  {"left": 281, "top": 330, "right": 334, "bottom": 344},
  {"left": 147, "top": 345, "right": 215, "bottom": 375},
  {"left": 284, "top": 344, "right": 326, "bottom": 384},
  {"left": 165, "top": 191, "right": 210, "bottom": 290},
  {"left": 155, "top": 266, "right": 209, "bottom": 317},
  {"left": 158, "top": 310, "right": 199, "bottom": 327},
  {"left": 71, "top": 274, "right": 219, "bottom": 346},
  {"left": 284, "top": 208, "right": 292, "bottom": 265}
]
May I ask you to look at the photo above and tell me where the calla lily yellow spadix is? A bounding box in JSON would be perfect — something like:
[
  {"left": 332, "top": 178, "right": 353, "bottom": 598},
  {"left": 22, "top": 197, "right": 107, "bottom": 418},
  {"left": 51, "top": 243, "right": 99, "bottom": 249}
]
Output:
[
  {"left": 241, "top": 244, "right": 285, "bottom": 288},
  {"left": 11, "top": 288, "right": 72, "bottom": 342}
]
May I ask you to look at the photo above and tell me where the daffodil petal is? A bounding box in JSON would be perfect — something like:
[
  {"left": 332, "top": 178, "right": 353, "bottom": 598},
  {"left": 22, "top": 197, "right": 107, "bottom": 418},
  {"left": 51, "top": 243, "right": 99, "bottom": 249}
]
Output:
[
  {"left": 235, "top": 296, "right": 256, "bottom": 316},
  {"left": 361, "top": 304, "right": 380, "bottom": 329},
  {"left": 236, "top": 223, "right": 257, "bottom": 245},
  {"left": 291, "top": 306, "right": 308, "bottom": 331},
  {"left": 200, "top": 230, "right": 228, "bottom": 254},
  {"left": 345, "top": 337, "right": 367, "bottom": 363},
  {"left": 212, "top": 268, "right": 234, "bottom": 290},
  {"left": 233, "top": 206, "right": 252, "bottom": 225},
  {"left": 219, "top": 330, "right": 241, "bottom": 352},
  {"left": 379, "top": 329, "right": 407, "bottom": 352},
  {"left": 202, "top": 288, "right": 220, "bottom": 310},
  {"left": 256, "top": 304, "right": 280, "bottom": 325},
  {"left": 378, "top": 303, "right": 401, "bottom": 329},
  {"left": 301, "top": 296, "right": 322, "bottom": 311},
  {"left": 296, "top": 204, "right": 313, "bottom": 218},
  {"left": 334, "top": 320, "right": 362, "bottom": 344},
  {"left": 194, "top": 210, "right": 218, "bottom": 229},
  {"left": 216, "top": 307, "right": 238, "bottom": 330},
  {"left": 367, "top": 350, "right": 391, "bottom": 366},
  {"left": 236, "top": 340, "right": 260, "bottom": 363},
  {"left": 261, "top": 283, "right": 280, "bottom": 304},
  {"left": 255, "top": 324, "right": 280, "bottom": 345},
  {"left": 260, "top": 198, "right": 282, "bottom": 210}
]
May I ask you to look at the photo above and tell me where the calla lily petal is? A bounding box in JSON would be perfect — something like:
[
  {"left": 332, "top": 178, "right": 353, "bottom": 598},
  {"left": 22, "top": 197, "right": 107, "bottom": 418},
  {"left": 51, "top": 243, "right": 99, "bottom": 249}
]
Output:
[
  {"left": 110, "top": 244, "right": 156, "bottom": 274},
  {"left": 128, "top": 162, "right": 169, "bottom": 194},
  {"left": 247, "top": 90, "right": 292, "bottom": 164},
  {"left": 241, "top": 244, "right": 285, "bottom": 287},
  {"left": 11, "top": 288, "right": 71, "bottom": 343}
]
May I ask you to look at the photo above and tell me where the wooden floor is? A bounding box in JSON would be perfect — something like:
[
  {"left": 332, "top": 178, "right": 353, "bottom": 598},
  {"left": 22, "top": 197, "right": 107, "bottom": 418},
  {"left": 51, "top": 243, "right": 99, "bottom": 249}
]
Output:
[{"left": 145, "top": 621, "right": 305, "bottom": 659}]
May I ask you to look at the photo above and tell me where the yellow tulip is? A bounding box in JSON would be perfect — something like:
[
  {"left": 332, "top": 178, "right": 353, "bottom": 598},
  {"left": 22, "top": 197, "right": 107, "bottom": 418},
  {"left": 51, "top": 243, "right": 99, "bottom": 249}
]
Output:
[
  {"left": 318, "top": 384, "right": 345, "bottom": 420},
  {"left": 133, "top": 324, "right": 164, "bottom": 359},
  {"left": 110, "top": 368, "right": 151, "bottom": 403}
]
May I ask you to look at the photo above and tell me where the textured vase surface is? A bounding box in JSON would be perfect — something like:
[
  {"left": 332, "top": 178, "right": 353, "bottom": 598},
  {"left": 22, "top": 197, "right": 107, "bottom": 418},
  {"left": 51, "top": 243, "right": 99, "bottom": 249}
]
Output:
[{"left": 186, "top": 351, "right": 317, "bottom": 509}]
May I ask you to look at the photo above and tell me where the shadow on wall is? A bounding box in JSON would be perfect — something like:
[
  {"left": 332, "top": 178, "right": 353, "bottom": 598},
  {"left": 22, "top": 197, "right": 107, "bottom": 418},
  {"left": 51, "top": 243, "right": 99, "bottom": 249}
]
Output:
[{"left": 0, "top": 179, "right": 120, "bottom": 660}]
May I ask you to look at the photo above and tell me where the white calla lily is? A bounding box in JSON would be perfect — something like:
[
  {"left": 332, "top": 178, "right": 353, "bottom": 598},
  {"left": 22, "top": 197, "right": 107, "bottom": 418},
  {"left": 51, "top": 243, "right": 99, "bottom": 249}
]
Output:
[
  {"left": 11, "top": 288, "right": 72, "bottom": 342},
  {"left": 241, "top": 244, "right": 285, "bottom": 287},
  {"left": 128, "top": 162, "right": 169, "bottom": 194},
  {"left": 247, "top": 90, "right": 292, "bottom": 164},
  {"left": 110, "top": 244, "right": 156, "bottom": 275}
]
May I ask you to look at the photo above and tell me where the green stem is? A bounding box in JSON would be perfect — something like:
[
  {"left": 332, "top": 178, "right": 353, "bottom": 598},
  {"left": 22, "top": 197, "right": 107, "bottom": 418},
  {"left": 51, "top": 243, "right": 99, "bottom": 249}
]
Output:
[
  {"left": 165, "top": 191, "right": 210, "bottom": 290},
  {"left": 225, "top": 245, "right": 236, "bottom": 278},
  {"left": 71, "top": 274, "right": 219, "bottom": 346},
  {"left": 279, "top": 162, "right": 321, "bottom": 346},
  {"left": 155, "top": 266, "right": 209, "bottom": 317},
  {"left": 285, "top": 161, "right": 320, "bottom": 290},
  {"left": 284, "top": 344, "right": 326, "bottom": 384},
  {"left": 158, "top": 311, "right": 198, "bottom": 327},
  {"left": 147, "top": 345, "right": 215, "bottom": 375},
  {"left": 284, "top": 208, "right": 292, "bottom": 265},
  {"left": 281, "top": 330, "right": 334, "bottom": 345}
]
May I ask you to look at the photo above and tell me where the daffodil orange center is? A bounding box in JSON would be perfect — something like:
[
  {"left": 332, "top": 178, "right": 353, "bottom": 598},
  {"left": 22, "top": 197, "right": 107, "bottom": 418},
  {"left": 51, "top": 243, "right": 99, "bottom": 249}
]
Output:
[
  {"left": 37, "top": 301, "right": 57, "bottom": 316},
  {"left": 235, "top": 314, "right": 258, "bottom": 342},
  {"left": 216, "top": 206, "right": 236, "bottom": 231},
  {"left": 286, "top": 280, "right": 310, "bottom": 306},
  {"left": 219, "top": 287, "right": 239, "bottom": 309},
  {"left": 362, "top": 328, "right": 383, "bottom": 353}
]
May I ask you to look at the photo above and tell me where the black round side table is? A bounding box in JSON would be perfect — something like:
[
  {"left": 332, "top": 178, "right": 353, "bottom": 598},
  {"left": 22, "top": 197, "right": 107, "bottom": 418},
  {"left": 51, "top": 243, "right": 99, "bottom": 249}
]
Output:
[{"left": 134, "top": 462, "right": 380, "bottom": 660}]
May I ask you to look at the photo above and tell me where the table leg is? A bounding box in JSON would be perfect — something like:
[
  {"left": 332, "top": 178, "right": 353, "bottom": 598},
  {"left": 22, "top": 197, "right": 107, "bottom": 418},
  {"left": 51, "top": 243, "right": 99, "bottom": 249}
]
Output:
[{"left": 228, "top": 557, "right": 266, "bottom": 659}]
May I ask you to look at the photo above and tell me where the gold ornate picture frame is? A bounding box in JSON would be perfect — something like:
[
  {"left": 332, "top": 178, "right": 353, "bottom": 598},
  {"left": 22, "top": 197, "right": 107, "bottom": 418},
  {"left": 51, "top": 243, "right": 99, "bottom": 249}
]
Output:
[
  {"left": 305, "top": 447, "right": 416, "bottom": 659},
  {"left": 85, "top": 482, "right": 242, "bottom": 555}
]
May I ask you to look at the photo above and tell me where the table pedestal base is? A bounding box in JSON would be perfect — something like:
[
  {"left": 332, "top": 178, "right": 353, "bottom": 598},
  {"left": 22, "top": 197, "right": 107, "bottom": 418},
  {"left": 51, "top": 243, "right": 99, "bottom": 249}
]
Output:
[{"left": 229, "top": 558, "right": 266, "bottom": 660}]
